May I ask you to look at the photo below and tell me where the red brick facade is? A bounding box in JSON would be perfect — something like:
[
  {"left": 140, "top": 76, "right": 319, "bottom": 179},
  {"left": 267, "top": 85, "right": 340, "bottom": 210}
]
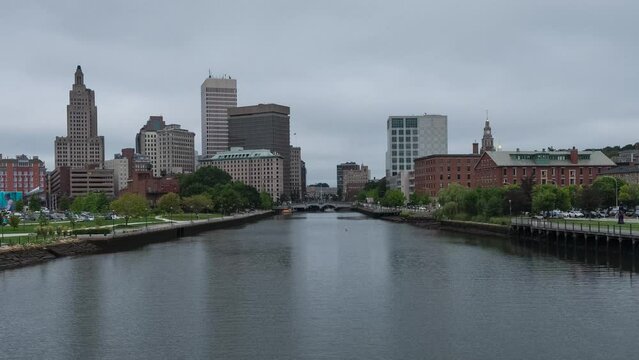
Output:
[
  {"left": 0, "top": 155, "right": 46, "bottom": 194},
  {"left": 122, "top": 171, "right": 180, "bottom": 204},
  {"left": 474, "top": 149, "right": 615, "bottom": 188},
  {"left": 414, "top": 154, "right": 480, "bottom": 197}
]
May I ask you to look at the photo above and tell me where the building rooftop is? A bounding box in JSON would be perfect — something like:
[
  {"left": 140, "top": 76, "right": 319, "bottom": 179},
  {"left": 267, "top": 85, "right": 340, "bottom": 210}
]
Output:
[
  {"left": 202, "top": 148, "right": 282, "bottom": 161},
  {"left": 602, "top": 165, "right": 639, "bottom": 174},
  {"left": 415, "top": 153, "right": 480, "bottom": 161},
  {"left": 482, "top": 150, "right": 616, "bottom": 167},
  {"left": 228, "top": 103, "right": 290, "bottom": 117}
]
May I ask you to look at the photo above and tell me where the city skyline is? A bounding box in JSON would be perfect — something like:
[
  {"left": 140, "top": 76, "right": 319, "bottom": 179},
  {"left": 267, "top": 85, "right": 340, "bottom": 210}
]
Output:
[{"left": 2, "top": 1, "right": 639, "bottom": 185}]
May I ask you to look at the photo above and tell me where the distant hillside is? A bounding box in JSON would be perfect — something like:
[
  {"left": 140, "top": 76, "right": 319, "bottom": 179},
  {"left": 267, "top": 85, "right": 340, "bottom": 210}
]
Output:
[{"left": 584, "top": 143, "right": 639, "bottom": 159}]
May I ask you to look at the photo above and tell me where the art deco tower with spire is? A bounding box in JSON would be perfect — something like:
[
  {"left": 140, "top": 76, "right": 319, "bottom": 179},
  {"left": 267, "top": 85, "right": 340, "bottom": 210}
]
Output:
[{"left": 54, "top": 66, "right": 105, "bottom": 168}]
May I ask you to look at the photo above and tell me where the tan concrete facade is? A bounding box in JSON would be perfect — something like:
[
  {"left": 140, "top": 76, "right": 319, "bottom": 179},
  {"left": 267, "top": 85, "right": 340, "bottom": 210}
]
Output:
[
  {"left": 200, "top": 148, "right": 284, "bottom": 201},
  {"left": 54, "top": 66, "right": 105, "bottom": 169}
]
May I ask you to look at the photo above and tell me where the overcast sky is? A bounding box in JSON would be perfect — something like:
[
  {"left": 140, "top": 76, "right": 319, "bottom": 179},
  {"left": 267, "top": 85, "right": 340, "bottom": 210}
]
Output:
[{"left": 1, "top": 0, "right": 638, "bottom": 185}]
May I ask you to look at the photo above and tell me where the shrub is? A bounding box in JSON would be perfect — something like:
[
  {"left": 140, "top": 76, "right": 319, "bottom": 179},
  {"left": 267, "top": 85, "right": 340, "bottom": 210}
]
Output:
[{"left": 71, "top": 228, "right": 112, "bottom": 235}]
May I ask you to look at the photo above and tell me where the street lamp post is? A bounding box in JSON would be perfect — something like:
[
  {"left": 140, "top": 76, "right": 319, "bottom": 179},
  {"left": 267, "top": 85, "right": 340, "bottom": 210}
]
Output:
[{"left": 509, "top": 199, "right": 512, "bottom": 217}]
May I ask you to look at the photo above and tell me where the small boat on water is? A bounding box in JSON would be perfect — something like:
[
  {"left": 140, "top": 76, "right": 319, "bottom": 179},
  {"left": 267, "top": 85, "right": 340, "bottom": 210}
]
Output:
[{"left": 282, "top": 208, "right": 293, "bottom": 215}]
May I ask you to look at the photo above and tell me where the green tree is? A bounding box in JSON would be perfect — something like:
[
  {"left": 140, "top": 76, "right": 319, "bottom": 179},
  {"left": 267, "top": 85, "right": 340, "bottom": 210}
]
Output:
[
  {"left": 110, "top": 193, "right": 149, "bottom": 226},
  {"left": 576, "top": 186, "right": 601, "bottom": 213},
  {"left": 28, "top": 196, "right": 42, "bottom": 212},
  {"left": 259, "top": 191, "right": 273, "bottom": 209},
  {"left": 619, "top": 183, "right": 639, "bottom": 208},
  {"left": 409, "top": 193, "right": 430, "bottom": 206},
  {"left": 380, "top": 189, "right": 405, "bottom": 207},
  {"left": 477, "top": 187, "right": 504, "bottom": 218},
  {"left": 217, "top": 188, "right": 241, "bottom": 214},
  {"left": 8, "top": 215, "right": 20, "bottom": 229},
  {"left": 182, "top": 194, "right": 212, "bottom": 214},
  {"left": 70, "top": 196, "right": 85, "bottom": 213},
  {"left": 57, "top": 196, "right": 71, "bottom": 211},
  {"left": 532, "top": 186, "right": 556, "bottom": 214},
  {"left": 531, "top": 185, "right": 570, "bottom": 213},
  {"left": 593, "top": 176, "right": 624, "bottom": 208},
  {"left": 157, "top": 192, "right": 182, "bottom": 214},
  {"left": 14, "top": 199, "right": 24, "bottom": 212},
  {"left": 179, "top": 166, "right": 233, "bottom": 196}
]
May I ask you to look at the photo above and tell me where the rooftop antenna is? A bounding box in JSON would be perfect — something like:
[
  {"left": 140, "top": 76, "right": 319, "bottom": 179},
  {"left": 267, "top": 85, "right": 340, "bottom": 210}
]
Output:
[
  {"left": 208, "top": 68, "right": 212, "bottom": 78},
  {"left": 485, "top": 109, "right": 489, "bottom": 121}
]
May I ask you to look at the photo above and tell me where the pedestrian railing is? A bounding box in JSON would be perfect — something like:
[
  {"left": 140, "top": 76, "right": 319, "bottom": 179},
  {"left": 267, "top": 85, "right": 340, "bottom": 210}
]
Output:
[{"left": 511, "top": 217, "right": 637, "bottom": 237}]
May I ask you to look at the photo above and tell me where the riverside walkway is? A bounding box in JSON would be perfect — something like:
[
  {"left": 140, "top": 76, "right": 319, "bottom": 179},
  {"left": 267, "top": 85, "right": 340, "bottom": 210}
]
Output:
[{"left": 511, "top": 217, "right": 639, "bottom": 255}]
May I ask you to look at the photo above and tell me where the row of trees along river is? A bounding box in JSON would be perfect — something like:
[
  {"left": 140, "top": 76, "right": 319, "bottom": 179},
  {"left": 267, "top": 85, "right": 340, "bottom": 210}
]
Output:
[{"left": 52, "top": 167, "right": 274, "bottom": 226}]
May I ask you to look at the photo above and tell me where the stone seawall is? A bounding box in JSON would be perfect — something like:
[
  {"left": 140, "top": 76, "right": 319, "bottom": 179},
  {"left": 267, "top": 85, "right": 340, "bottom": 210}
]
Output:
[
  {"left": 439, "top": 219, "right": 510, "bottom": 237},
  {"left": 0, "top": 211, "right": 274, "bottom": 272},
  {"left": 355, "top": 209, "right": 510, "bottom": 238}
]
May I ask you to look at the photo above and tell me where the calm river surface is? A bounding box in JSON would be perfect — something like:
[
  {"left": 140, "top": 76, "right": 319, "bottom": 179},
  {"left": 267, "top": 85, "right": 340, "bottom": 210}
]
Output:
[{"left": 1, "top": 212, "right": 639, "bottom": 359}]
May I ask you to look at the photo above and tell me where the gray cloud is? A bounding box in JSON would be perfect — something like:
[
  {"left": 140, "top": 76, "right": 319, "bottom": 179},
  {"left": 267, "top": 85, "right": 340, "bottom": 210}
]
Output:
[{"left": 1, "top": 0, "right": 638, "bottom": 185}]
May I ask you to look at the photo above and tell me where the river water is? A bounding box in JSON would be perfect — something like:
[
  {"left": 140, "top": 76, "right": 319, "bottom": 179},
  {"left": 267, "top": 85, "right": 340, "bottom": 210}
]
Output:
[{"left": 1, "top": 212, "right": 638, "bottom": 359}]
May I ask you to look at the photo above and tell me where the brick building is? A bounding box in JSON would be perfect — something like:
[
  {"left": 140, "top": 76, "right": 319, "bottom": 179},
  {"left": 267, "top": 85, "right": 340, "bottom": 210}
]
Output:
[
  {"left": 0, "top": 154, "right": 46, "bottom": 194},
  {"left": 475, "top": 148, "right": 615, "bottom": 188},
  {"left": 414, "top": 150, "right": 480, "bottom": 197},
  {"left": 121, "top": 171, "right": 180, "bottom": 205}
]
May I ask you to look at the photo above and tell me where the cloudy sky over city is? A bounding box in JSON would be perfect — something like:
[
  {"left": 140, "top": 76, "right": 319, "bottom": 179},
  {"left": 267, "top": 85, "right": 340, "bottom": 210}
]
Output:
[{"left": 1, "top": 0, "right": 638, "bottom": 184}]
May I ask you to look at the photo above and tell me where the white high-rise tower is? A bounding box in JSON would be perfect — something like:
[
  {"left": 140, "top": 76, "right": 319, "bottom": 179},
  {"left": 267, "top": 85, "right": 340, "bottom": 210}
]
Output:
[{"left": 200, "top": 75, "right": 237, "bottom": 157}]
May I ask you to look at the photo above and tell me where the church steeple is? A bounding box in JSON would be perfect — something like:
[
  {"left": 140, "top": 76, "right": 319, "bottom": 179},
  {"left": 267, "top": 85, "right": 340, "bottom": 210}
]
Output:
[
  {"left": 75, "top": 65, "right": 84, "bottom": 85},
  {"left": 481, "top": 111, "right": 495, "bottom": 153}
]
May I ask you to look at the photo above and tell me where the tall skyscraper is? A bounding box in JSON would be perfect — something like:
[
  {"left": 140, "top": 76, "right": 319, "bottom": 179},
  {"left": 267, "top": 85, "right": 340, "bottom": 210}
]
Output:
[
  {"left": 228, "top": 104, "right": 291, "bottom": 196},
  {"left": 54, "top": 66, "right": 105, "bottom": 168},
  {"left": 385, "top": 114, "right": 448, "bottom": 178},
  {"left": 201, "top": 75, "right": 237, "bottom": 157}
]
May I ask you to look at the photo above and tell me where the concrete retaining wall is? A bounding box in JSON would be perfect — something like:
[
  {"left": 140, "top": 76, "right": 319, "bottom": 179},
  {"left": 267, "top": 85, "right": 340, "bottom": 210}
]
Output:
[{"left": 0, "top": 211, "right": 274, "bottom": 272}]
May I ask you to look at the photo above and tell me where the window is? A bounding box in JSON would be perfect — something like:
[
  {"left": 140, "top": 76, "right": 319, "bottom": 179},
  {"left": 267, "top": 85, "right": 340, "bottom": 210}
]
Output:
[
  {"left": 391, "top": 130, "right": 396, "bottom": 135},
  {"left": 405, "top": 118, "right": 417, "bottom": 128},
  {"left": 392, "top": 118, "right": 403, "bottom": 128}
]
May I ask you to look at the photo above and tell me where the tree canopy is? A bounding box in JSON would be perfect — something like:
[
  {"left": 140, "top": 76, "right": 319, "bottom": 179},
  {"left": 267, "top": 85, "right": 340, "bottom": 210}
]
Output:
[{"left": 110, "top": 193, "right": 149, "bottom": 226}]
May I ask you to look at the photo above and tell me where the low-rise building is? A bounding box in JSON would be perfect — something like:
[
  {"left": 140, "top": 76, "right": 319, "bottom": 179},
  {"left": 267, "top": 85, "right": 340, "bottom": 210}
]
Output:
[
  {"left": 305, "top": 185, "right": 337, "bottom": 201},
  {"left": 342, "top": 164, "right": 370, "bottom": 201},
  {"left": 414, "top": 152, "right": 481, "bottom": 197},
  {"left": 600, "top": 166, "right": 639, "bottom": 185},
  {"left": 0, "top": 154, "right": 46, "bottom": 194},
  {"left": 49, "top": 166, "right": 114, "bottom": 209},
  {"left": 121, "top": 171, "right": 180, "bottom": 205},
  {"left": 199, "top": 147, "right": 284, "bottom": 201},
  {"left": 474, "top": 148, "right": 615, "bottom": 188}
]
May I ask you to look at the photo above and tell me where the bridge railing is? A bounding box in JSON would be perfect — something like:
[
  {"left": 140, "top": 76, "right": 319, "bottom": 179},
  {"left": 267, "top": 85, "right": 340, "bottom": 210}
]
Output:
[{"left": 511, "top": 216, "right": 636, "bottom": 237}]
